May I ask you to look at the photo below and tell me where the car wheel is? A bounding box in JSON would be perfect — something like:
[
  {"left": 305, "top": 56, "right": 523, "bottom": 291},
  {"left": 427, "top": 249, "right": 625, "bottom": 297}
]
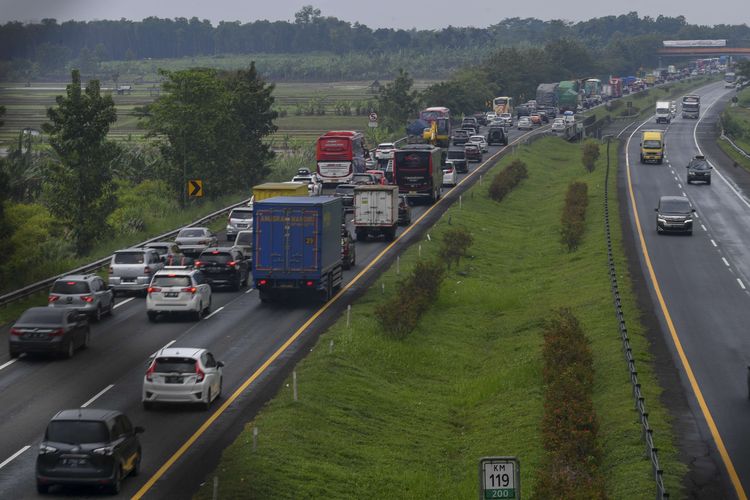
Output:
[
  {"left": 82, "top": 329, "right": 90, "bottom": 349},
  {"left": 108, "top": 297, "right": 115, "bottom": 316},
  {"left": 93, "top": 305, "right": 103, "bottom": 322},
  {"left": 36, "top": 482, "right": 48, "bottom": 494},
  {"left": 109, "top": 467, "right": 122, "bottom": 495},
  {"left": 351, "top": 249, "right": 356, "bottom": 266},
  {"left": 231, "top": 277, "right": 241, "bottom": 292},
  {"left": 147, "top": 311, "right": 158, "bottom": 323},
  {"left": 707, "top": 179, "right": 711, "bottom": 185},
  {"left": 203, "top": 389, "right": 212, "bottom": 410},
  {"left": 193, "top": 306, "right": 202, "bottom": 321},
  {"left": 687, "top": 230, "right": 693, "bottom": 236},
  {"left": 203, "top": 298, "right": 212, "bottom": 317},
  {"left": 687, "top": 179, "right": 691, "bottom": 184},
  {"left": 63, "top": 340, "right": 75, "bottom": 359}
]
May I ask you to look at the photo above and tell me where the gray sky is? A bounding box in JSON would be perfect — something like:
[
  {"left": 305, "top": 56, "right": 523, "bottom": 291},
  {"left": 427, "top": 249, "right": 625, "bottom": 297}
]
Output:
[{"left": 1, "top": 0, "right": 748, "bottom": 29}]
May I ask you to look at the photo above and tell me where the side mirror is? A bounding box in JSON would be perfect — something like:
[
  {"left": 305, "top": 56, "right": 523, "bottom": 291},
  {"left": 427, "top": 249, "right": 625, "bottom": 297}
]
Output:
[
  {"left": 217, "top": 361, "right": 225, "bottom": 368},
  {"left": 692, "top": 209, "right": 696, "bottom": 213},
  {"left": 134, "top": 426, "right": 145, "bottom": 434}
]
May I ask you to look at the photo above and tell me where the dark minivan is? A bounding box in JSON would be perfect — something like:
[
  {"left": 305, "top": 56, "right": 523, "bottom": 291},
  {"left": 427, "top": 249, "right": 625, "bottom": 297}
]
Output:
[
  {"left": 36, "top": 408, "right": 143, "bottom": 494},
  {"left": 655, "top": 195, "right": 695, "bottom": 235},
  {"left": 195, "top": 247, "right": 250, "bottom": 291},
  {"left": 446, "top": 148, "right": 468, "bottom": 173},
  {"left": 487, "top": 126, "right": 508, "bottom": 146}
]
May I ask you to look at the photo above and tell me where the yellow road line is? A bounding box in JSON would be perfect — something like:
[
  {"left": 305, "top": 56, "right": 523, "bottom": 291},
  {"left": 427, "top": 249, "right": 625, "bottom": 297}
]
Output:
[
  {"left": 132, "top": 131, "right": 533, "bottom": 499},
  {"left": 625, "top": 124, "right": 747, "bottom": 499}
]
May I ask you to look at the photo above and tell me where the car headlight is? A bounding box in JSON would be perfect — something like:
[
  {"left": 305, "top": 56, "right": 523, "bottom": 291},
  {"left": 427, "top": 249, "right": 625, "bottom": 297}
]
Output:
[
  {"left": 38, "top": 444, "right": 57, "bottom": 455},
  {"left": 657, "top": 217, "right": 667, "bottom": 223},
  {"left": 92, "top": 446, "right": 115, "bottom": 456}
]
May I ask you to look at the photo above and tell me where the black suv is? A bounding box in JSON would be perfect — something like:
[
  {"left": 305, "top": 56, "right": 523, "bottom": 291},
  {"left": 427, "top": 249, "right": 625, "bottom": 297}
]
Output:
[
  {"left": 36, "top": 408, "right": 143, "bottom": 494},
  {"left": 655, "top": 195, "right": 695, "bottom": 235},
  {"left": 195, "top": 247, "right": 250, "bottom": 290},
  {"left": 686, "top": 155, "right": 712, "bottom": 184},
  {"left": 451, "top": 129, "right": 470, "bottom": 146},
  {"left": 487, "top": 126, "right": 508, "bottom": 146},
  {"left": 446, "top": 148, "right": 468, "bottom": 173}
]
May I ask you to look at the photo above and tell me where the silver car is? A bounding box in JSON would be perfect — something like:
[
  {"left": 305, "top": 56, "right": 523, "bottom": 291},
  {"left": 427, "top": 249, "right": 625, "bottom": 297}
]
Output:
[
  {"left": 146, "top": 267, "right": 212, "bottom": 322},
  {"left": 225, "top": 208, "right": 254, "bottom": 241},
  {"left": 48, "top": 274, "right": 114, "bottom": 322},
  {"left": 109, "top": 248, "right": 164, "bottom": 295},
  {"left": 175, "top": 227, "right": 218, "bottom": 255},
  {"left": 232, "top": 230, "right": 253, "bottom": 260},
  {"left": 142, "top": 347, "right": 223, "bottom": 410}
]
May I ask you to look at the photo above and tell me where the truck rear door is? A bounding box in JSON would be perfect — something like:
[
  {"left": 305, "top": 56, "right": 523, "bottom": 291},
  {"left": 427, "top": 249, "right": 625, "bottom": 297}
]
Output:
[
  {"left": 255, "top": 208, "right": 319, "bottom": 273},
  {"left": 356, "top": 190, "right": 393, "bottom": 226},
  {"left": 286, "top": 208, "right": 319, "bottom": 272}
]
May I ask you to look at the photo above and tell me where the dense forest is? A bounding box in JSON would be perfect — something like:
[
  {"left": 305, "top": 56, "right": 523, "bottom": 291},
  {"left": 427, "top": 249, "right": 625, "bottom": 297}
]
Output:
[{"left": 1, "top": 8, "right": 750, "bottom": 81}]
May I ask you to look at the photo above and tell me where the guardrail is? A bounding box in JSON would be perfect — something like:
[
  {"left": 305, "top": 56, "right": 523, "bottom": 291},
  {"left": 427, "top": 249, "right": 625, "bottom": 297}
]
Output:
[
  {"left": 603, "top": 136, "right": 668, "bottom": 499},
  {"left": 720, "top": 132, "right": 750, "bottom": 160},
  {"left": 0, "top": 197, "right": 252, "bottom": 309}
]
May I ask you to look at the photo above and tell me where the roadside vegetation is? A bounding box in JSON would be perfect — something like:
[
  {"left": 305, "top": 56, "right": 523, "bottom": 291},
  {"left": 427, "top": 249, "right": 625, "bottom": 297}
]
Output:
[
  {"left": 719, "top": 86, "right": 750, "bottom": 171},
  {"left": 194, "top": 137, "right": 685, "bottom": 498}
]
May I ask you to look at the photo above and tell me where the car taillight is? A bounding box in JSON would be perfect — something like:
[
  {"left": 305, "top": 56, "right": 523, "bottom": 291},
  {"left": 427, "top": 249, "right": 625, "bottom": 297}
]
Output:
[
  {"left": 48, "top": 295, "right": 59, "bottom": 303},
  {"left": 305, "top": 280, "right": 314, "bottom": 287},
  {"left": 144, "top": 266, "right": 151, "bottom": 274},
  {"left": 10, "top": 328, "right": 22, "bottom": 336},
  {"left": 195, "top": 363, "right": 205, "bottom": 382},
  {"left": 81, "top": 295, "right": 94, "bottom": 303},
  {"left": 227, "top": 261, "right": 237, "bottom": 268},
  {"left": 258, "top": 279, "right": 267, "bottom": 286},
  {"left": 147, "top": 287, "right": 161, "bottom": 294},
  {"left": 181, "top": 287, "right": 197, "bottom": 294},
  {"left": 50, "top": 328, "right": 65, "bottom": 337},
  {"left": 194, "top": 260, "right": 202, "bottom": 267},
  {"left": 145, "top": 361, "right": 156, "bottom": 381}
]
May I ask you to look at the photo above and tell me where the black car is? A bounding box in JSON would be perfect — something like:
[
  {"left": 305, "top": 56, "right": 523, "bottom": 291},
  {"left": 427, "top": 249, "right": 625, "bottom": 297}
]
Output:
[
  {"left": 36, "top": 408, "right": 143, "bottom": 494},
  {"left": 9, "top": 307, "right": 90, "bottom": 359},
  {"left": 655, "top": 195, "right": 695, "bottom": 235},
  {"left": 398, "top": 195, "right": 412, "bottom": 225},
  {"left": 195, "top": 247, "right": 250, "bottom": 291},
  {"left": 487, "top": 126, "right": 508, "bottom": 146},
  {"left": 472, "top": 112, "right": 488, "bottom": 126},
  {"left": 686, "top": 155, "right": 712, "bottom": 184},
  {"left": 446, "top": 148, "right": 468, "bottom": 173},
  {"left": 516, "top": 105, "right": 531, "bottom": 119},
  {"left": 335, "top": 184, "right": 356, "bottom": 208},
  {"left": 451, "top": 129, "right": 470, "bottom": 146}
]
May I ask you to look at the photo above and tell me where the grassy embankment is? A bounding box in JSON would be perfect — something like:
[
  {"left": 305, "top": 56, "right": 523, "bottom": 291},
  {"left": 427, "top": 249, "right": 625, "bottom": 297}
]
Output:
[
  {"left": 717, "top": 87, "right": 750, "bottom": 171},
  {"left": 194, "top": 137, "right": 686, "bottom": 498}
]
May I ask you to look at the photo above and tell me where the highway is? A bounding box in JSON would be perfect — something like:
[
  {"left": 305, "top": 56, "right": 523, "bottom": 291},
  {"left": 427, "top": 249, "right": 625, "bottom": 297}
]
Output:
[
  {"left": 623, "top": 80, "right": 750, "bottom": 498},
  {"left": 0, "top": 122, "right": 542, "bottom": 498}
]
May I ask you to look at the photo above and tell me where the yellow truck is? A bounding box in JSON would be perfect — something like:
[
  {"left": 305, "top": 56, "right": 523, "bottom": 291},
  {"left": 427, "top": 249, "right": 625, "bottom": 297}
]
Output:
[
  {"left": 252, "top": 182, "right": 308, "bottom": 202},
  {"left": 640, "top": 130, "right": 664, "bottom": 164}
]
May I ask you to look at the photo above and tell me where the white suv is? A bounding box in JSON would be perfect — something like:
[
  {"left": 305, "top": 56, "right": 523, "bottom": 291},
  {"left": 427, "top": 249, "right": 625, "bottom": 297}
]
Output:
[
  {"left": 146, "top": 267, "right": 211, "bottom": 322},
  {"left": 142, "top": 347, "right": 224, "bottom": 410}
]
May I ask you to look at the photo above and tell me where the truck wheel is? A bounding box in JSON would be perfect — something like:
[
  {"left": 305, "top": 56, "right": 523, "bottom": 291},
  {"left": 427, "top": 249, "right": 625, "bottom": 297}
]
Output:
[
  {"left": 355, "top": 228, "right": 366, "bottom": 242},
  {"left": 259, "top": 289, "right": 272, "bottom": 303}
]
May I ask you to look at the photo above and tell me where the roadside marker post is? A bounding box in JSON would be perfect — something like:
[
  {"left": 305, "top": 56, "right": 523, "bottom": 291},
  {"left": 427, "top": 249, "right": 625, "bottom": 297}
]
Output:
[{"left": 479, "top": 456, "right": 520, "bottom": 499}]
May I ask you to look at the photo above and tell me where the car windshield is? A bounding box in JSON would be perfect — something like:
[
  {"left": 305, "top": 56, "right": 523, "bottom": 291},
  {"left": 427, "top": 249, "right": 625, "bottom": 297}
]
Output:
[
  {"left": 199, "top": 253, "right": 232, "bottom": 264},
  {"left": 179, "top": 229, "right": 205, "bottom": 238},
  {"left": 690, "top": 160, "right": 709, "bottom": 170},
  {"left": 18, "top": 308, "right": 64, "bottom": 324},
  {"left": 51, "top": 280, "right": 90, "bottom": 294},
  {"left": 447, "top": 150, "right": 465, "bottom": 159},
  {"left": 236, "top": 233, "right": 253, "bottom": 244},
  {"left": 154, "top": 357, "right": 197, "bottom": 373},
  {"left": 661, "top": 199, "right": 691, "bottom": 212},
  {"left": 643, "top": 140, "right": 661, "bottom": 149},
  {"left": 46, "top": 421, "right": 109, "bottom": 444},
  {"left": 145, "top": 243, "right": 169, "bottom": 253},
  {"left": 229, "top": 209, "right": 253, "bottom": 220},
  {"left": 114, "top": 252, "right": 145, "bottom": 264},
  {"left": 454, "top": 131, "right": 468, "bottom": 137},
  {"left": 151, "top": 275, "right": 191, "bottom": 287}
]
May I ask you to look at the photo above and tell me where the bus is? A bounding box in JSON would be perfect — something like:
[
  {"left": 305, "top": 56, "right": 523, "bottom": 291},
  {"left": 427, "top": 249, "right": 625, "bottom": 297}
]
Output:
[
  {"left": 393, "top": 145, "right": 443, "bottom": 203},
  {"left": 419, "top": 107, "right": 451, "bottom": 147},
  {"left": 493, "top": 96, "right": 514, "bottom": 116},
  {"left": 316, "top": 131, "right": 366, "bottom": 185}
]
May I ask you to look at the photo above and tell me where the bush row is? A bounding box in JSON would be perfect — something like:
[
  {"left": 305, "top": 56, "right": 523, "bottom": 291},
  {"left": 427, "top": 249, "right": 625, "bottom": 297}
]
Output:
[
  {"left": 535, "top": 308, "right": 606, "bottom": 499},
  {"left": 560, "top": 181, "right": 589, "bottom": 252},
  {"left": 581, "top": 140, "right": 601, "bottom": 173},
  {"left": 488, "top": 159, "right": 528, "bottom": 202}
]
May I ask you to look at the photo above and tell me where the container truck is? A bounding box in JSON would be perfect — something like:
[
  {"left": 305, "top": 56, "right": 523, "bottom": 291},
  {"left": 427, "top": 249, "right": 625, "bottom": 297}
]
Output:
[
  {"left": 557, "top": 81, "right": 580, "bottom": 112},
  {"left": 353, "top": 185, "right": 399, "bottom": 242},
  {"left": 535, "top": 83, "right": 559, "bottom": 108},
  {"left": 682, "top": 95, "right": 700, "bottom": 119},
  {"left": 252, "top": 182, "right": 308, "bottom": 202},
  {"left": 584, "top": 78, "right": 602, "bottom": 97},
  {"left": 252, "top": 196, "right": 344, "bottom": 303},
  {"left": 655, "top": 101, "right": 672, "bottom": 124}
]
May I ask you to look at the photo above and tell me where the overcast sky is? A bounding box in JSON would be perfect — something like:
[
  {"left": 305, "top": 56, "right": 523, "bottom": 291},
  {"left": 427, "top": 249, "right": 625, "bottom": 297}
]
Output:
[{"left": 1, "top": 0, "right": 748, "bottom": 29}]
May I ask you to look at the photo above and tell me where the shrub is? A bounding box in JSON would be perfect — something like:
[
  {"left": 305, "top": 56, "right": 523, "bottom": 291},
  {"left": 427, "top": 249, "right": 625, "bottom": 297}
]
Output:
[
  {"left": 560, "top": 181, "right": 588, "bottom": 252},
  {"left": 581, "top": 141, "right": 600, "bottom": 173},
  {"left": 439, "top": 226, "right": 474, "bottom": 269},
  {"left": 488, "top": 159, "right": 528, "bottom": 202}
]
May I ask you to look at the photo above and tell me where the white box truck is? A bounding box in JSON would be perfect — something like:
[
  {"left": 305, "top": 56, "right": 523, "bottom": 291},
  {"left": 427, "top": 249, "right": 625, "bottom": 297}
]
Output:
[
  {"left": 353, "top": 185, "right": 399, "bottom": 241},
  {"left": 655, "top": 101, "right": 672, "bottom": 124}
]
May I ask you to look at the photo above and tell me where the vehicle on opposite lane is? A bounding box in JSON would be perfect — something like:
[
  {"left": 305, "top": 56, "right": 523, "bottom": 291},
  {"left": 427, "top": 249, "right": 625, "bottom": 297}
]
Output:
[
  {"left": 686, "top": 155, "right": 712, "bottom": 185},
  {"left": 655, "top": 195, "right": 695, "bottom": 235},
  {"left": 9, "top": 306, "right": 90, "bottom": 359},
  {"left": 142, "top": 347, "right": 224, "bottom": 410}
]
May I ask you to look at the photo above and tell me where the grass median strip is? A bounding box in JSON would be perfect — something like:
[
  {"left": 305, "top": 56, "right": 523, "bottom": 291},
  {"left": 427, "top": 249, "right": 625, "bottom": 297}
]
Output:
[{"left": 195, "top": 137, "right": 685, "bottom": 498}]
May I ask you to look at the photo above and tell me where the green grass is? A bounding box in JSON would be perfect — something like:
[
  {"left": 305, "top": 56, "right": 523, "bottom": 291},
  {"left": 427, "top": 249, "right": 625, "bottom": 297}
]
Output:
[
  {"left": 194, "top": 137, "right": 685, "bottom": 499},
  {"left": 718, "top": 88, "right": 750, "bottom": 172}
]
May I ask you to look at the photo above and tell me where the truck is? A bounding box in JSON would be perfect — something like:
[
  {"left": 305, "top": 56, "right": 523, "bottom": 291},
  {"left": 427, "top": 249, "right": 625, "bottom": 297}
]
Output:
[
  {"left": 535, "top": 83, "right": 559, "bottom": 108},
  {"left": 640, "top": 130, "right": 665, "bottom": 164},
  {"left": 353, "top": 185, "right": 399, "bottom": 242},
  {"left": 682, "top": 94, "right": 700, "bottom": 119},
  {"left": 584, "top": 78, "right": 602, "bottom": 97},
  {"left": 252, "top": 196, "right": 344, "bottom": 303},
  {"left": 655, "top": 101, "right": 672, "bottom": 124},
  {"left": 252, "top": 182, "right": 308, "bottom": 203},
  {"left": 556, "top": 81, "right": 580, "bottom": 112},
  {"left": 609, "top": 77, "right": 623, "bottom": 98}
]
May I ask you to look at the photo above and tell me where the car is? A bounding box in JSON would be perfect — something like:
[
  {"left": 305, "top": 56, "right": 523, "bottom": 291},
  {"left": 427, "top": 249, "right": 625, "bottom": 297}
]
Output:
[
  {"left": 442, "top": 163, "right": 458, "bottom": 186},
  {"left": 655, "top": 195, "right": 695, "bottom": 235},
  {"left": 472, "top": 113, "right": 488, "bottom": 126},
  {"left": 146, "top": 267, "right": 212, "bottom": 322},
  {"left": 225, "top": 206, "right": 254, "bottom": 241},
  {"left": 397, "top": 194, "right": 412, "bottom": 226},
  {"left": 485, "top": 112, "right": 497, "bottom": 122},
  {"left": 461, "top": 125, "right": 478, "bottom": 136},
  {"left": 108, "top": 248, "right": 164, "bottom": 295},
  {"left": 36, "top": 408, "right": 143, "bottom": 494},
  {"left": 142, "top": 347, "right": 223, "bottom": 410},
  {"left": 375, "top": 142, "right": 396, "bottom": 159},
  {"left": 144, "top": 241, "right": 181, "bottom": 261},
  {"left": 9, "top": 306, "right": 90, "bottom": 359},
  {"left": 529, "top": 113, "right": 542, "bottom": 125},
  {"left": 446, "top": 148, "right": 468, "bottom": 173},
  {"left": 341, "top": 225, "right": 356, "bottom": 270},
  {"left": 686, "top": 155, "right": 712, "bottom": 184},
  {"left": 486, "top": 126, "right": 508, "bottom": 146},
  {"left": 351, "top": 172, "right": 378, "bottom": 185},
  {"left": 461, "top": 116, "right": 479, "bottom": 129},
  {"left": 464, "top": 143, "right": 482, "bottom": 162},
  {"left": 498, "top": 113, "right": 513, "bottom": 126},
  {"left": 366, "top": 169, "right": 388, "bottom": 185},
  {"left": 451, "top": 129, "right": 470, "bottom": 146},
  {"left": 551, "top": 117, "right": 567, "bottom": 132},
  {"left": 175, "top": 227, "right": 218, "bottom": 256},
  {"left": 537, "top": 110, "right": 549, "bottom": 123},
  {"left": 195, "top": 247, "right": 250, "bottom": 291},
  {"left": 516, "top": 105, "right": 531, "bottom": 119},
  {"left": 517, "top": 117, "right": 533, "bottom": 130},
  {"left": 48, "top": 274, "right": 114, "bottom": 322},
  {"left": 292, "top": 173, "right": 323, "bottom": 196},
  {"left": 232, "top": 229, "right": 253, "bottom": 259},
  {"left": 335, "top": 184, "right": 356, "bottom": 209},
  {"left": 468, "top": 135, "right": 489, "bottom": 153}
]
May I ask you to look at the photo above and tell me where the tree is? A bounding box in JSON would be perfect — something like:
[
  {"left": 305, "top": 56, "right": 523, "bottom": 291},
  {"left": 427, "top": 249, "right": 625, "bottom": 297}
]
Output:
[
  {"left": 295, "top": 5, "right": 322, "bottom": 25},
  {"left": 377, "top": 69, "right": 419, "bottom": 133},
  {"left": 42, "top": 70, "right": 118, "bottom": 254},
  {"left": 737, "top": 60, "right": 750, "bottom": 82},
  {"left": 0, "top": 106, "right": 13, "bottom": 286}
]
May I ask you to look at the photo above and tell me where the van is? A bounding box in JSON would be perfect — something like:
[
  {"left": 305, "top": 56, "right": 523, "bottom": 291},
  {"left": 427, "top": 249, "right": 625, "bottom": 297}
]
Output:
[
  {"left": 109, "top": 248, "right": 164, "bottom": 295},
  {"left": 640, "top": 130, "right": 665, "bottom": 164}
]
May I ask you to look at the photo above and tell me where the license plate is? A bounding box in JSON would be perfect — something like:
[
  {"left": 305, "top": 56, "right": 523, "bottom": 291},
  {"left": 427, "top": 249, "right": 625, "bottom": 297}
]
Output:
[
  {"left": 29, "top": 332, "right": 47, "bottom": 339},
  {"left": 123, "top": 278, "right": 135, "bottom": 283},
  {"left": 165, "top": 376, "right": 182, "bottom": 384},
  {"left": 62, "top": 458, "right": 87, "bottom": 467},
  {"left": 164, "top": 292, "right": 178, "bottom": 298},
  {"left": 205, "top": 268, "right": 220, "bottom": 273},
  {"left": 277, "top": 282, "right": 296, "bottom": 289}
]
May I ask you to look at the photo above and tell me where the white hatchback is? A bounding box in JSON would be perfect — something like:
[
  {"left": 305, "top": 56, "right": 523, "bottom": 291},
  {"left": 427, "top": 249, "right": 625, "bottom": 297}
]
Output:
[
  {"left": 142, "top": 347, "right": 224, "bottom": 410},
  {"left": 442, "top": 163, "right": 458, "bottom": 187},
  {"left": 146, "top": 267, "right": 212, "bottom": 322},
  {"left": 468, "top": 135, "right": 489, "bottom": 153}
]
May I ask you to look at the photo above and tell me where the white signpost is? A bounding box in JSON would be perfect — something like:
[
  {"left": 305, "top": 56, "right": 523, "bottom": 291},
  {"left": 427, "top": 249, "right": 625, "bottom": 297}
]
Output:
[
  {"left": 368, "top": 112, "right": 378, "bottom": 128},
  {"left": 479, "top": 456, "right": 520, "bottom": 499}
]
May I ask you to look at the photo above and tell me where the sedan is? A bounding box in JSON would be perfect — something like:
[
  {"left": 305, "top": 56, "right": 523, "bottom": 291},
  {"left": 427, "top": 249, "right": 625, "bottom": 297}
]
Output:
[
  {"left": 9, "top": 306, "right": 90, "bottom": 359},
  {"left": 517, "top": 117, "right": 533, "bottom": 130},
  {"left": 142, "top": 347, "right": 224, "bottom": 410},
  {"left": 442, "top": 164, "right": 458, "bottom": 187},
  {"left": 175, "top": 227, "right": 218, "bottom": 256}
]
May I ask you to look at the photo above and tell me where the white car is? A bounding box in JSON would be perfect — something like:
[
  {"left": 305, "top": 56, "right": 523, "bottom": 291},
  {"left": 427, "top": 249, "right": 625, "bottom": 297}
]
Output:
[
  {"left": 146, "top": 267, "right": 212, "bottom": 322},
  {"left": 375, "top": 142, "right": 396, "bottom": 159},
  {"left": 291, "top": 173, "right": 322, "bottom": 196},
  {"left": 442, "top": 163, "right": 458, "bottom": 187},
  {"left": 468, "top": 135, "right": 489, "bottom": 153},
  {"left": 485, "top": 112, "right": 496, "bottom": 122},
  {"left": 551, "top": 118, "right": 567, "bottom": 132},
  {"left": 517, "top": 117, "right": 533, "bottom": 130},
  {"left": 499, "top": 113, "right": 513, "bottom": 126},
  {"left": 142, "top": 347, "right": 224, "bottom": 410}
]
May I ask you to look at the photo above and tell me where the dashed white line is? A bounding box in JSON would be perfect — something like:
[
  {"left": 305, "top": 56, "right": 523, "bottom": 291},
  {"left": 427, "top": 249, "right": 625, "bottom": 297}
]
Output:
[
  {"left": 674, "top": 176, "right": 679, "bottom": 181},
  {"left": 113, "top": 297, "right": 134, "bottom": 309},
  {"left": 701, "top": 224, "right": 707, "bottom": 231},
  {"left": 205, "top": 306, "right": 224, "bottom": 319},
  {"left": 245, "top": 287, "right": 255, "bottom": 294},
  {"left": 162, "top": 340, "right": 176, "bottom": 350},
  {"left": 682, "top": 191, "right": 687, "bottom": 197},
  {"left": 677, "top": 183, "right": 683, "bottom": 189},
  {"left": 722, "top": 257, "right": 730, "bottom": 267},
  {"left": 711, "top": 239, "right": 717, "bottom": 247},
  {"left": 0, "top": 358, "right": 19, "bottom": 372},
  {"left": 81, "top": 384, "right": 115, "bottom": 408},
  {"left": 0, "top": 445, "right": 31, "bottom": 470},
  {"left": 739, "top": 279, "right": 747, "bottom": 290}
]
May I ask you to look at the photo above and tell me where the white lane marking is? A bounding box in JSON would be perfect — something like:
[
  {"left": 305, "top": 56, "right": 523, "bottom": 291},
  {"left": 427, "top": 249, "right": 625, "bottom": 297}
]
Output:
[
  {"left": 113, "top": 297, "right": 134, "bottom": 309},
  {"left": 711, "top": 239, "right": 717, "bottom": 247},
  {"left": 682, "top": 191, "right": 687, "bottom": 197},
  {"left": 701, "top": 224, "right": 707, "bottom": 231},
  {"left": 722, "top": 257, "right": 730, "bottom": 267},
  {"left": 245, "top": 287, "right": 254, "bottom": 294},
  {"left": 162, "top": 340, "right": 176, "bottom": 350},
  {"left": 739, "top": 279, "right": 747, "bottom": 290},
  {"left": 0, "top": 445, "right": 31, "bottom": 470},
  {"left": 678, "top": 183, "right": 683, "bottom": 189},
  {"left": 0, "top": 358, "right": 18, "bottom": 371},
  {"left": 81, "top": 384, "right": 115, "bottom": 408},
  {"left": 674, "top": 176, "right": 679, "bottom": 181},
  {"left": 205, "top": 306, "right": 224, "bottom": 319}
]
